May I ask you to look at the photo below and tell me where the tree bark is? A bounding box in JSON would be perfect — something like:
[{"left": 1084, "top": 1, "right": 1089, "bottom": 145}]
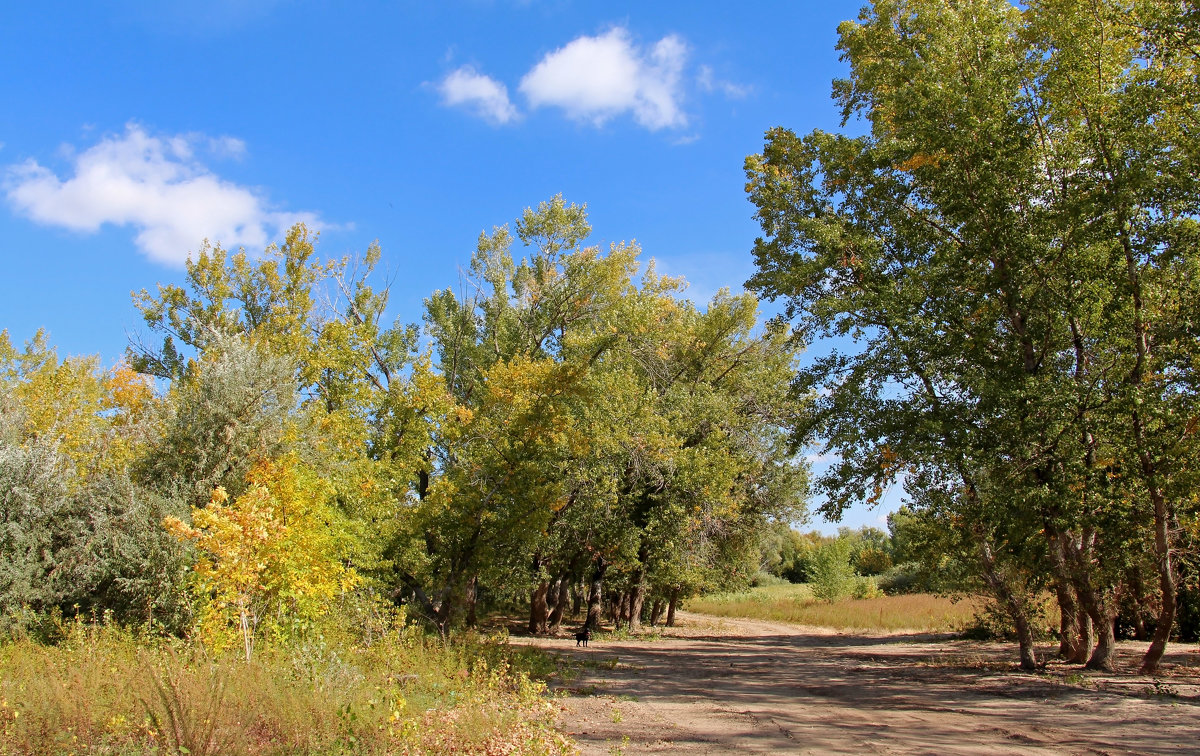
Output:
[
  {"left": 529, "top": 580, "right": 550, "bottom": 634},
  {"left": 977, "top": 534, "right": 1038, "bottom": 670},
  {"left": 464, "top": 575, "right": 478, "bottom": 628},
  {"left": 650, "top": 598, "right": 665, "bottom": 627},
  {"left": 1055, "top": 578, "right": 1082, "bottom": 661},
  {"left": 1048, "top": 533, "right": 1082, "bottom": 661},
  {"left": 547, "top": 574, "right": 568, "bottom": 634},
  {"left": 585, "top": 557, "right": 607, "bottom": 631},
  {"left": 1116, "top": 210, "right": 1178, "bottom": 675},
  {"left": 1139, "top": 484, "right": 1177, "bottom": 674},
  {"left": 1060, "top": 537, "right": 1118, "bottom": 672},
  {"left": 1086, "top": 614, "right": 1117, "bottom": 671},
  {"left": 1074, "top": 607, "right": 1093, "bottom": 665},
  {"left": 666, "top": 588, "right": 680, "bottom": 627}
]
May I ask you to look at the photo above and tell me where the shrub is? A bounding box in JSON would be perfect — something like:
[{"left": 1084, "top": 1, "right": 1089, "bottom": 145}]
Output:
[
  {"left": 852, "top": 576, "right": 884, "bottom": 600},
  {"left": 963, "top": 599, "right": 1056, "bottom": 642},
  {"left": 809, "top": 540, "right": 855, "bottom": 602}
]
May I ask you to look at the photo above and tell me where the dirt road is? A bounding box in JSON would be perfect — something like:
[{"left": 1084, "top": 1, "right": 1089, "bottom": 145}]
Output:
[{"left": 519, "top": 612, "right": 1200, "bottom": 755}]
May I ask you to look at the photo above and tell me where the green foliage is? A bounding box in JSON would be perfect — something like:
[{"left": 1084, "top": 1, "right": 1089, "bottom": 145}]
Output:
[
  {"left": 745, "top": 0, "right": 1200, "bottom": 668},
  {"left": 0, "top": 440, "right": 78, "bottom": 624},
  {"left": 0, "top": 333, "right": 191, "bottom": 635},
  {"left": 808, "top": 539, "right": 855, "bottom": 602},
  {"left": 398, "top": 196, "right": 807, "bottom": 629},
  {"left": 0, "top": 440, "right": 192, "bottom": 637},
  {"left": 139, "top": 333, "right": 298, "bottom": 506}
]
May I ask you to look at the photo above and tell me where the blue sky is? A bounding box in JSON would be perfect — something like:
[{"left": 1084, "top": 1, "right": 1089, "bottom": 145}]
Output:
[{"left": 0, "top": 0, "right": 896, "bottom": 533}]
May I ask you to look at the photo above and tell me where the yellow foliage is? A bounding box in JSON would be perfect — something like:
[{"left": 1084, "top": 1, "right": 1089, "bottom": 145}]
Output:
[{"left": 167, "top": 456, "right": 359, "bottom": 658}]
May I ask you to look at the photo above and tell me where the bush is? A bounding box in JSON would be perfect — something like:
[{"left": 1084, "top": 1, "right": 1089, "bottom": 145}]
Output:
[
  {"left": 853, "top": 547, "right": 893, "bottom": 576},
  {"left": 963, "top": 599, "right": 1056, "bottom": 642},
  {"left": 852, "top": 576, "right": 884, "bottom": 600},
  {"left": 877, "top": 563, "right": 926, "bottom": 595},
  {"left": 809, "top": 540, "right": 855, "bottom": 602},
  {"left": 749, "top": 571, "right": 790, "bottom": 588},
  {"left": 0, "top": 442, "right": 191, "bottom": 636}
]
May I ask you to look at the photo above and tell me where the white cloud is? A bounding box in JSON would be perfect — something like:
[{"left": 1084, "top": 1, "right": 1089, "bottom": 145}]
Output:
[
  {"left": 518, "top": 28, "right": 688, "bottom": 130},
  {"left": 438, "top": 66, "right": 520, "bottom": 125},
  {"left": 697, "top": 65, "right": 749, "bottom": 99},
  {"left": 4, "top": 124, "right": 320, "bottom": 266}
]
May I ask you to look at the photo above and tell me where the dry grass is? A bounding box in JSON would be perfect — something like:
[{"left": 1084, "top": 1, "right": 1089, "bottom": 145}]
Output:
[
  {"left": 0, "top": 621, "right": 573, "bottom": 755},
  {"left": 686, "top": 583, "right": 980, "bottom": 633}
]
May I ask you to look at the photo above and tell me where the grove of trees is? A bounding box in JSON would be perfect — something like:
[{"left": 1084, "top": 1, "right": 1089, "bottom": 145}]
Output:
[{"left": 1, "top": 197, "right": 807, "bottom": 656}]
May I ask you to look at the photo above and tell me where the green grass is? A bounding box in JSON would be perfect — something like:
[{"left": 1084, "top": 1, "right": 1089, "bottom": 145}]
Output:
[{"left": 685, "top": 583, "right": 979, "bottom": 633}]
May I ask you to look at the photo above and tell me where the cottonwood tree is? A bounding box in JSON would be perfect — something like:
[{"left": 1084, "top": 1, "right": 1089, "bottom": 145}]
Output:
[{"left": 746, "top": 0, "right": 1198, "bottom": 671}]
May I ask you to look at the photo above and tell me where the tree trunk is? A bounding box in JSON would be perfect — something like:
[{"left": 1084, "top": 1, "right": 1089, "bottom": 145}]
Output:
[
  {"left": 548, "top": 574, "right": 568, "bottom": 634},
  {"left": 616, "top": 591, "right": 630, "bottom": 628},
  {"left": 1117, "top": 214, "right": 1178, "bottom": 676},
  {"left": 572, "top": 583, "right": 583, "bottom": 617},
  {"left": 628, "top": 545, "right": 649, "bottom": 632},
  {"left": 1126, "top": 569, "right": 1149, "bottom": 641},
  {"left": 1055, "top": 579, "right": 1082, "bottom": 661},
  {"left": 1140, "top": 485, "right": 1177, "bottom": 674},
  {"left": 464, "top": 575, "right": 478, "bottom": 628},
  {"left": 586, "top": 558, "right": 607, "bottom": 631},
  {"left": 650, "top": 598, "right": 665, "bottom": 627},
  {"left": 434, "top": 582, "right": 455, "bottom": 635},
  {"left": 666, "top": 588, "right": 680, "bottom": 627},
  {"left": 1064, "top": 550, "right": 1117, "bottom": 671},
  {"left": 1011, "top": 603, "right": 1039, "bottom": 672},
  {"left": 976, "top": 534, "right": 1039, "bottom": 670},
  {"left": 529, "top": 580, "right": 550, "bottom": 634},
  {"left": 1073, "top": 607, "right": 1093, "bottom": 665},
  {"left": 1047, "top": 533, "right": 1082, "bottom": 661},
  {"left": 1087, "top": 614, "right": 1117, "bottom": 671},
  {"left": 630, "top": 587, "right": 646, "bottom": 631}
]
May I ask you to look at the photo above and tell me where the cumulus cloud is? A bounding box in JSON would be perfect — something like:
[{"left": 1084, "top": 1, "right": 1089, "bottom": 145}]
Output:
[
  {"left": 437, "top": 66, "right": 520, "bottom": 125},
  {"left": 4, "top": 124, "right": 320, "bottom": 266},
  {"left": 518, "top": 28, "right": 688, "bottom": 130}
]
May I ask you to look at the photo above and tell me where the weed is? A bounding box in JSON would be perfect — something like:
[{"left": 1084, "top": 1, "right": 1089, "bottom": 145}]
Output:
[
  {"left": 0, "top": 622, "right": 575, "bottom": 754},
  {"left": 1143, "top": 679, "right": 1180, "bottom": 698}
]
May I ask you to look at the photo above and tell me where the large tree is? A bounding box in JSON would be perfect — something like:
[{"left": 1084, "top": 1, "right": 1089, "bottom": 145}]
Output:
[{"left": 746, "top": 0, "right": 1198, "bottom": 671}]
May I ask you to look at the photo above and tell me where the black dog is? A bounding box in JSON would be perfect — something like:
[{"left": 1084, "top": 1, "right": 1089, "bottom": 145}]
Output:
[{"left": 574, "top": 626, "right": 591, "bottom": 647}]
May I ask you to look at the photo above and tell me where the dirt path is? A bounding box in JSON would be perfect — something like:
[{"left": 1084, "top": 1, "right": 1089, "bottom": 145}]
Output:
[{"left": 517, "top": 612, "right": 1200, "bottom": 755}]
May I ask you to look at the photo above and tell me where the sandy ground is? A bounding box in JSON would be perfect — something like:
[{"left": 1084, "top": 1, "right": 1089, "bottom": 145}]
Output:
[{"left": 516, "top": 612, "right": 1200, "bottom": 755}]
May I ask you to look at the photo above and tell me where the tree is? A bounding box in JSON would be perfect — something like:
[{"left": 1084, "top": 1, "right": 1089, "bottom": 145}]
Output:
[
  {"left": 746, "top": 0, "right": 1199, "bottom": 671},
  {"left": 166, "top": 456, "right": 358, "bottom": 660},
  {"left": 0, "top": 332, "right": 189, "bottom": 633},
  {"left": 139, "top": 333, "right": 298, "bottom": 506}
]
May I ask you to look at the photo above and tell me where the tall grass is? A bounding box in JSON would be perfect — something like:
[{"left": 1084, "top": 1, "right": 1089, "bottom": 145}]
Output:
[
  {"left": 686, "top": 583, "right": 979, "bottom": 633},
  {"left": 0, "top": 619, "right": 573, "bottom": 755}
]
